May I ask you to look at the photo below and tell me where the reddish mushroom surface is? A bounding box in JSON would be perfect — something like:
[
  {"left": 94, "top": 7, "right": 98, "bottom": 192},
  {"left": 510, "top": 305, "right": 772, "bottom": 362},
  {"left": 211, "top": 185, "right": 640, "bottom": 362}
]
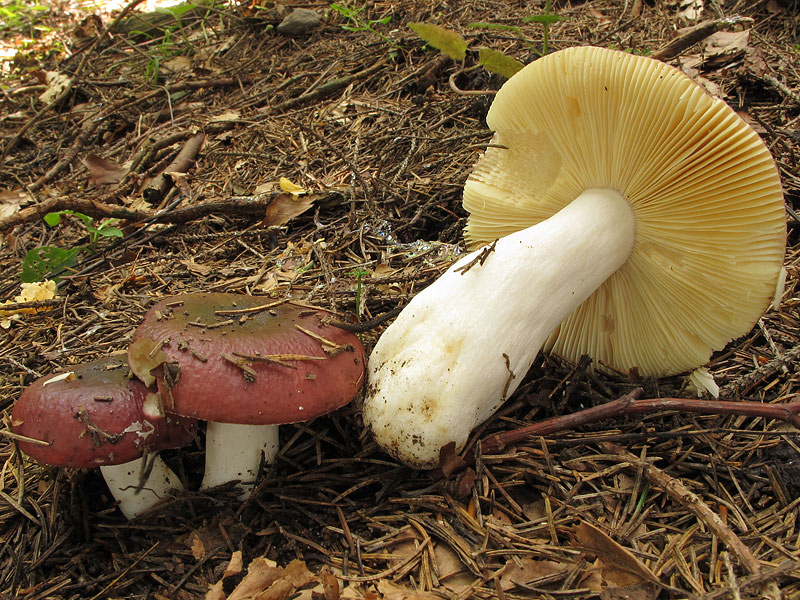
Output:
[
  {"left": 129, "top": 293, "right": 366, "bottom": 424},
  {"left": 12, "top": 356, "right": 197, "bottom": 468}
]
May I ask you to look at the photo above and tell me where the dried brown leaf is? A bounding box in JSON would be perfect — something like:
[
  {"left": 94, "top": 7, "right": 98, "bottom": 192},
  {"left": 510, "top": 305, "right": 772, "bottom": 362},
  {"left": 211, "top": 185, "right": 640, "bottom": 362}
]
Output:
[
  {"left": 227, "top": 559, "right": 314, "bottom": 600},
  {"left": 573, "top": 522, "right": 660, "bottom": 587},
  {"left": 321, "top": 571, "right": 340, "bottom": 600},
  {"left": 499, "top": 558, "right": 567, "bottom": 591},
  {"left": 227, "top": 557, "right": 283, "bottom": 600},
  {"left": 225, "top": 551, "right": 244, "bottom": 579},
  {"left": 0, "top": 188, "right": 31, "bottom": 220},
  {"left": 205, "top": 581, "right": 226, "bottom": 600},
  {"left": 83, "top": 154, "right": 129, "bottom": 185},
  {"left": 376, "top": 580, "right": 439, "bottom": 600},
  {"left": 179, "top": 258, "right": 213, "bottom": 275},
  {"left": 190, "top": 534, "right": 205, "bottom": 560},
  {"left": 262, "top": 192, "right": 316, "bottom": 227},
  {"left": 434, "top": 543, "right": 473, "bottom": 591}
]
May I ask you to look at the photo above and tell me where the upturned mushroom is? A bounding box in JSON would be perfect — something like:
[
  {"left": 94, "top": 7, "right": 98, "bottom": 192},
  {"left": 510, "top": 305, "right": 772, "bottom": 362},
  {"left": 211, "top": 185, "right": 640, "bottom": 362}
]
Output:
[
  {"left": 128, "top": 293, "right": 365, "bottom": 493},
  {"left": 364, "top": 46, "right": 787, "bottom": 468},
  {"left": 12, "top": 356, "right": 197, "bottom": 518}
]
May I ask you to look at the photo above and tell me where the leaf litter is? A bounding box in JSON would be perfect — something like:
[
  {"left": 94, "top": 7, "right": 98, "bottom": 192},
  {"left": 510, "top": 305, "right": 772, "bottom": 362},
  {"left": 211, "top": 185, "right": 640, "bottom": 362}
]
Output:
[{"left": 0, "top": 0, "right": 799, "bottom": 598}]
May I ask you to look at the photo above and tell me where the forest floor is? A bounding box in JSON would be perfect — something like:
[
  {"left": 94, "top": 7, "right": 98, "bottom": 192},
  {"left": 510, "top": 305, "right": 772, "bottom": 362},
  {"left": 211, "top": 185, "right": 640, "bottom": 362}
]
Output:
[{"left": 0, "top": 0, "right": 799, "bottom": 598}]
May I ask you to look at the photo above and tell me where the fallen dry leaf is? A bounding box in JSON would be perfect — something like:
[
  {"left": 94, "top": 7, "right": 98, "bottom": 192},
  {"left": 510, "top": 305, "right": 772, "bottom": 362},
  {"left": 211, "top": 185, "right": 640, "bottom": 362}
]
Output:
[
  {"left": 162, "top": 55, "right": 192, "bottom": 72},
  {"left": 0, "top": 188, "right": 31, "bottom": 221},
  {"left": 179, "top": 258, "right": 213, "bottom": 275},
  {"left": 499, "top": 558, "right": 568, "bottom": 591},
  {"left": 703, "top": 30, "right": 750, "bottom": 61},
  {"left": 433, "top": 542, "right": 472, "bottom": 591},
  {"left": 573, "top": 521, "right": 660, "bottom": 587},
  {"left": 205, "top": 582, "right": 226, "bottom": 600},
  {"left": 321, "top": 571, "right": 340, "bottom": 600},
  {"left": 262, "top": 192, "right": 317, "bottom": 227},
  {"left": 1, "top": 280, "right": 58, "bottom": 329},
  {"left": 279, "top": 177, "right": 306, "bottom": 196},
  {"left": 190, "top": 534, "right": 205, "bottom": 560},
  {"left": 225, "top": 551, "right": 244, "bottom": 579},
  {"left": 83, "top": 154, "right": 129, "bottom": 185},
  {"left": 376, "top": 580, "right": 439, "bottom": 600},
  {"left": 226, "top": 557, "right": 283, "bottom": 600},
  {"left": 225, "top": 558, "right": 314, "bottom": 600}
]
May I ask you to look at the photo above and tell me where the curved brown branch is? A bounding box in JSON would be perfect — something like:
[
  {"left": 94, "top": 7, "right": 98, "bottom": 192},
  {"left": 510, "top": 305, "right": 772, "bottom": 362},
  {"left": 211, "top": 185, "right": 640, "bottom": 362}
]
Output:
[
  {"left": 0, "top": 191, "right": 348, "bottom": 233},
  {"left": 477, "top": 390, "right": 800, "bottom": 457}
]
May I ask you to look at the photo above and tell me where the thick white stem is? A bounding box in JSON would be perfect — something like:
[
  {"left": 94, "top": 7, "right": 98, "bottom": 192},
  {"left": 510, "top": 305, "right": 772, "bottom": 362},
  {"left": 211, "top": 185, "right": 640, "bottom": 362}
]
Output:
[
  {"left": 364, "top": 189, "right": 635, "bottom": 468},
  {"left": 200, "top": 422, "right": 279, "bottom": 495},
  {"left": 100, "top": 454, "right": 183, "bottom": 519}
]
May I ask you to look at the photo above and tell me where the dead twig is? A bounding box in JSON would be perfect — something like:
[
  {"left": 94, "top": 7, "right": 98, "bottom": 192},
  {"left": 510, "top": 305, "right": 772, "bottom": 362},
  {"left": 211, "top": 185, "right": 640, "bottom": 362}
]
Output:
[
  {"left": 480, "top": 389, "right": 800, "bottom": 455},
  {"left": 141, "top": 131, "right": 206, "bottom": 204},
  {"left": 652, "top": 16, "right": 753, "bottom": 61},
  {"left": 0, "top": 191, "right": 346, "bottom": 232}
]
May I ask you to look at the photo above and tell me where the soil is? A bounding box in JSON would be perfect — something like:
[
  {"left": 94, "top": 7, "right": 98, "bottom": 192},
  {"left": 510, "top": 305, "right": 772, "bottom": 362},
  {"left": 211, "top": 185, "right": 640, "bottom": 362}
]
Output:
[{"left": 0, "top": 0, "right": 799, "bottom": 598}]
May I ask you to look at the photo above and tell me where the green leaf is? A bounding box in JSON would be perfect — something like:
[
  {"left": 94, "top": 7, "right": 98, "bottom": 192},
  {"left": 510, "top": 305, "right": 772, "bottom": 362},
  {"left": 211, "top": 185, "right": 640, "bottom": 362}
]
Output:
[
  {"left": 370, "top": 15, "right": 392, "bottom": 26},
  {"left": 20, "top": 246, "right": 82, "bottom": 282},
  {"left": 43, "top": 209, "right": 94, "bottom": 229},
  {"left": 478, "top": 48, "right": 524, "bottom": 78},
  {"left": 523, "top": 14, "right": 565, "bottom": 24},
  {"left": 43, "top": 212, "right": 63, "bottom": 226},
  {"left": 408, "top": 22, "right": 467, "bottom": 61},
  {"left": 96, "top": 226, "right": 124, "bottom": 238}
]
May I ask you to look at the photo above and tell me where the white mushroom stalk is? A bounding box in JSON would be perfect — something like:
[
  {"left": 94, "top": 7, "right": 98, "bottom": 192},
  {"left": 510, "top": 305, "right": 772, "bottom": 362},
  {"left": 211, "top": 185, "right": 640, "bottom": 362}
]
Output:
[
  {"left": 365, "top": 190, "right": 634, "bottom": 467},
  {"left": 100, "top": 455, "right": 184, "bottom": 519},
  {"left": 363, "top": 46, "right": 786, "bottom": 468},
  {"left": 201, "top": 422, "right": 279, "bottom": 493}
]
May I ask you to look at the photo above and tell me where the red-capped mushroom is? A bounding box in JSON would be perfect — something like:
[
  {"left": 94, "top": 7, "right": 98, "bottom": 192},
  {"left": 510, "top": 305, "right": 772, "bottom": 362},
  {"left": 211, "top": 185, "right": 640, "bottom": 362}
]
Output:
[
  {"left": 128, "top": 293, "right": 365, "bottom": 493},
  {"left": 12, "top": 356, "right": 197, "bottom": 518}
]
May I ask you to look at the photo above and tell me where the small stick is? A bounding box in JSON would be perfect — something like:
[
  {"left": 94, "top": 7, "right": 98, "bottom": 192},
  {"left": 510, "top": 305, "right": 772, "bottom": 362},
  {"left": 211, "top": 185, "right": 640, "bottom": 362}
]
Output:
[
  {"left": 652, "top": 16, "right": 753, "bottom": 61},
  {"left": 141, "top": 131, "right": 206, "bottom": 204},
  {"left": 454, "top": 239, "right": 498, "bottom": 275},
  {"left": 214, "top": 299, "right": 288, "bottom": 316}
]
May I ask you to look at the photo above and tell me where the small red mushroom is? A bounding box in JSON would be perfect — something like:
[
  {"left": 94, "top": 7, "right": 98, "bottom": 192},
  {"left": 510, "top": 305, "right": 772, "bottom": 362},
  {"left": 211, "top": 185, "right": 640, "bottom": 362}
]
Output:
[
  {"left": 128, "top": 293, "right": 365, "bottom": 493},
  {"left": 12, "top": 356, "right": 197, "bottom": 518}
]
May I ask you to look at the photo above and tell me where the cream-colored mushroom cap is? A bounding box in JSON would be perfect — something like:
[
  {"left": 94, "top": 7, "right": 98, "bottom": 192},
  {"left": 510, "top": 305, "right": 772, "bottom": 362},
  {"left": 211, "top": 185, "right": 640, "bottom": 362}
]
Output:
[{"left": 463, "top": 45, "right": 786, "bottom": 377}]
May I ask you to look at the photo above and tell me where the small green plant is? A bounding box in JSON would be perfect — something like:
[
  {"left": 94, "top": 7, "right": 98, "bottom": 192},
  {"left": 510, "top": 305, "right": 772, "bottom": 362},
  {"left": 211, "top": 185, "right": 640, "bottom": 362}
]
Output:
[
  {"left": 346, "top": 267, "right": 369, "bottom": 320},
  {"left": 44, "top": 210, "right": 123, "bottom": 245},
  {"left": 520, "top": 0, "right": 565, "bottom": 56},
  {"left": 408, "top": 22, "right": 524, "bottom": 87},
  {"left": 409, "top": 4, "right": 566, "bottom": 88},
  {"left": 329, "top": 2, "right": 398, "bottom": 53},
  {"left": 471, "top": 3, "right": 566, "bottom": 57},
  {"left": 21, "top": 211, "right": 123, "bottom": 282},
  {"left": 0, "top": 0, "right": 49, "bottom": 35},
  {"left": 136, "top": 28, "right": 180, "bottom": 84}
]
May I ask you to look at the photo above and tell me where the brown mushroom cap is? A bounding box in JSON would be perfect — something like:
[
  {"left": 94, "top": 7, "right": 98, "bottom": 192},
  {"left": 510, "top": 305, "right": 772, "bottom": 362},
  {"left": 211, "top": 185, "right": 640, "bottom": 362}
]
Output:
[
  {"left": 128, "top": 293, "right": 366, "bottom": 424},
  {"left": 12, "top": 356, "right": 197, "bottom": 468},
  {"left": 463, "top": 46, "right": 786, "bottom": 376}
]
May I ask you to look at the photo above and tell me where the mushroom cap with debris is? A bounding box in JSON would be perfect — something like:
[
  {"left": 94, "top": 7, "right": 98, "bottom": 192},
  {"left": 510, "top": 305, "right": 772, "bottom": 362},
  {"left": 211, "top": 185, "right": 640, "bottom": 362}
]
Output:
[
  {"left": 12, "top": 356, "right": 197, "bottom": 468},
  {"left": 129, "top": 293, "right": 366, "bottom": 424},
  {"left": 463, "top": 45, "right": 786, "bottom": 376}
]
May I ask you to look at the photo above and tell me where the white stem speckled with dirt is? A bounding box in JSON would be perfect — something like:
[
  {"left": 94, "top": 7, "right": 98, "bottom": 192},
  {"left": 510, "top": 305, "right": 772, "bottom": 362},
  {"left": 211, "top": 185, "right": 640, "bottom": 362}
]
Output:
[
  {"left": 364, "top": 189, "right": 635, "bottom": 468},
  {"left": 100, "top": 454, "right": 183, "bottom": 519},
  {"left": 201, "top": 422, "right": 280, "bottom": 495}
]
